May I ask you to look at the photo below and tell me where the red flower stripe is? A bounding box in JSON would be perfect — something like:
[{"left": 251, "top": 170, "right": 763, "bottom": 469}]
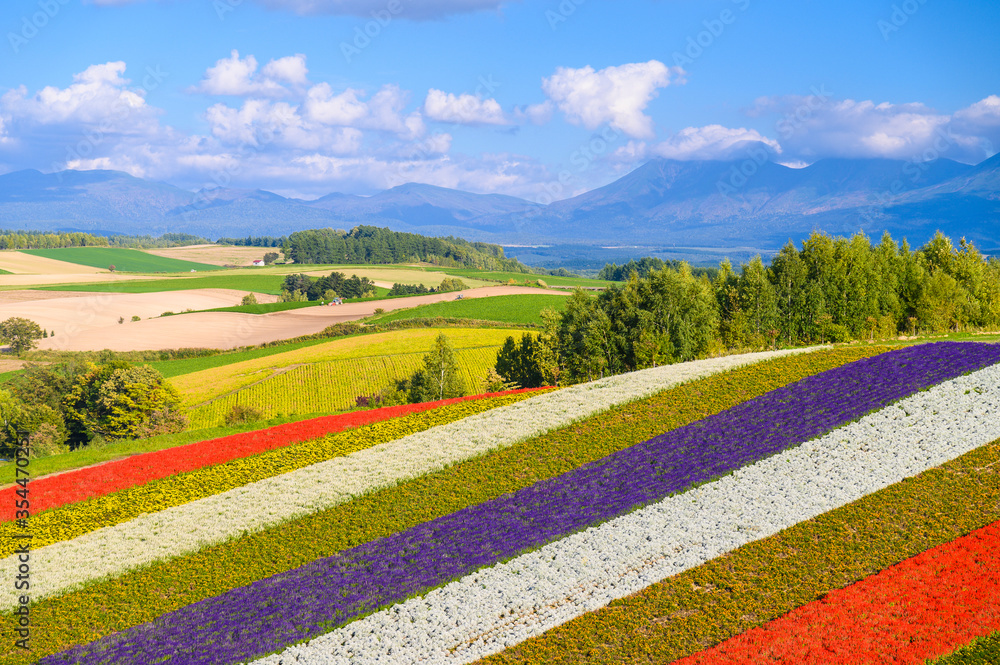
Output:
[
  {"left": 0, "top": 387, "right": 544, "bottom": 522},
  {"left": 676, "top": 518, "right": 1000, "bottom": 664}
]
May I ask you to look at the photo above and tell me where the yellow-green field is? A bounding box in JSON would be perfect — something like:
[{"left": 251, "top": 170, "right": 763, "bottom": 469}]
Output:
[{"left": 174, "top": 328, "right": 525, "bottom": 428}]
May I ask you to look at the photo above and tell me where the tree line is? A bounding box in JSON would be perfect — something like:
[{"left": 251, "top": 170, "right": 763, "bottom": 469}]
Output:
[
  {"left": 216, "top": 235, "right": 287, "bottom": 248},
  {"left": 489, "top": 231, "right": 1000, "bottom": 388},
  {"left": 279, "top": 272, "right": 378, "bottom": 301},
  {"left": 0, "top": 361, "right": 185, "bottom": 457},
  {"left": 281, "top": 226, "right": 533, "bottom": 273},
  {"left": 597, "top": 256, "right": 718, "bottom": 281},
  {"left": 0, "top": 230, "right": 209, "bottom": 250}
]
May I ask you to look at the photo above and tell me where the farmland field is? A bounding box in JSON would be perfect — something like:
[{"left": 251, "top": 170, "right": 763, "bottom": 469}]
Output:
[
  {"left": 30, "top": 265, "right": 497, "bottom": 293},
  {"left": 171, "top": 327, "right": 525, "bottom": 423},
  {"left": 367, "top": 293, "right": 570, "bottom": 325},
  {"left": 22, "top": 247, "right": 224, "bottom": 272},
  {"left": 184, "top": 344, "right": 502, "bottom": 428}
]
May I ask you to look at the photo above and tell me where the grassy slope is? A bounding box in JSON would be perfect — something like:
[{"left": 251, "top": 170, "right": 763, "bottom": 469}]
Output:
[
  {"left": 22, "top": 247, "right": 223, "bottom": 273},
  {"left": 368, "top": 293, "right": 570, "bottom": 326}
]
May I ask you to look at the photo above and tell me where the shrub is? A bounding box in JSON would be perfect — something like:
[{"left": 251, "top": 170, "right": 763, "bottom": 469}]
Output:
[
  {"left": 241, "top": 293, "right": 258, "bottom": 306},
  {"left": 224, "top": 404, "right": 264, "bottom": 426},
  {"left": 131, "top": 315, "right": 141, "bottom": 322},
  {"left": 354, "top": 394, "right": 381, "bottom": 409},
  {"left": 28, "top": 423, "right": 69, "bottom": 459},
  {"left": 0, "top": 317, "right": 45, "bottom": 355},
  {"left": 437, "top": 277, "right": 469, "bottom": 293},
  {"left": 373, "top": 308, "right": 385, "bottom": 316},
  {"left": 134, "top": 407, "right": 188, "bottom": 438}
]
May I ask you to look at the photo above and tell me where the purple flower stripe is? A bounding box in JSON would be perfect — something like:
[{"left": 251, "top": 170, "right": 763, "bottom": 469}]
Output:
[{"left": 43, "top": 342, "right": 1000, "bottom": 665}]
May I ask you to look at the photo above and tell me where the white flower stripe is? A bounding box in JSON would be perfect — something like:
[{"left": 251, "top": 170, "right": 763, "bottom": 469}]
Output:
[
  {"left": 246, "top": 363, "right": 1000, "bottom": 665},
  {"left": 0, "top": 348, "right": 817, "bottom": 609}
]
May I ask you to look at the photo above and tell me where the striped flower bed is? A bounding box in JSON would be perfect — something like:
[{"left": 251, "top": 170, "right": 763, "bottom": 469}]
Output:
[
  {"left": 0, "top": 348, "right": 813, "bottom": 607},
  {"left": 0, "top": 388, "right": 545, "bottom": 523},
  {"left": 0, "top": 390, "right": 549, "bottom": 559},
  {"left": 2, "top": 347, "right": 878, "bottom": 664},
  {"left": 255, "top": 358, "right": 1000, "bottom": 665},
  {"left": 674, "top": 518, "right": 1000, "bottom": 664},
  {"left": 28, "top": 342, "right": 1000, "bottom": 665}
]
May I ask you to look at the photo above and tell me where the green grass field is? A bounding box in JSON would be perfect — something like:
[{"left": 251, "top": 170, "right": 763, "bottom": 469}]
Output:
[
  {"left": 35, "top": 273, "right": 289, "bottom": 294},
  {"left": 22, "top": 248, "right": 224, "bottom": 273},
  {"left": 0, "top": 268, "right": 11, "bottom": 275},
  {"left": 435, "top": 267, "right": 612, "bottom": 288},
  {"left": 183, "top": 300, "right": 322, "bottom": 316},
  {"left": 367, "top": 293, "right": 570, "bottom": 326}
]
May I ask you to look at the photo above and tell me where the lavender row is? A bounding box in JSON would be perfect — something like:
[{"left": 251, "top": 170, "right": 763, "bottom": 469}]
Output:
[{"left": 44, "top": 342, "right": 1000, "bottom": 665}]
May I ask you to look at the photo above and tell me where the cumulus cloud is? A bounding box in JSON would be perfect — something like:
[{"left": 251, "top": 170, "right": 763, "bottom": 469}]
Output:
[
  {"left": 748, "top": 95, "right": 998, "bottom": 164},
  {"left": 423, "top": 89, "right": 507, "bottom": 125},
  {"left": 1, "top": 62, "right": 152, "bottom": 127},
  {"left": 193, "top": 51, "right": 308, "bottom": 97},
  {"left": 304, "top": 83, "right": 424, "bottom": 137},
  {"left": 541, "top": 60, "right": 684, "bottom": 139}
]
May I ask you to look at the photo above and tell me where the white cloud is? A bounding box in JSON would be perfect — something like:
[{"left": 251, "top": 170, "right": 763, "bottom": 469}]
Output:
[
  {"left": 423, "top": 89, "right": 507, "bottom": 125},
  {"left": 193, "top": 51, "right": 308, "bottom": 97},
  {"left": 0, "top": 62, "right": 153, "bottom": 127},
  {"left": 304, "top": 84, "right": 368, "bottom": 125},
  {"left": 513, "top": 100, "right": 553, "bottom": 125},
  {"left": 261, "top": 55, "right": 309, "bottom": 87},
  {"left": 541, "top": 61, "right": 684, "bottom": 139},
  {"left": 304, "top": 83, "right": 424, "bottom": 138},
  {"left": 651, "top": 125, "right": 781, "bottom": 161}
]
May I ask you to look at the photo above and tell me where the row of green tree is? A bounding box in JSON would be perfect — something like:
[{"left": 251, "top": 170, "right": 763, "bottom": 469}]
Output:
[
  {"left": 281, "top": 226, "right": 533, "bottom": 272},
  {"left": 387, "top": 279, "right": 468, "bottom": 296},
  {"left": 487, "top": 231, "right": 1000, "bottom": 386},
  {"left": 216, "top": 235, "right": 287, "bottom": 248},
  {"left": 280, "top": 272, "right": 378, "bottom": 301},
  {"left": 0, "top": 361, "right": 185, "bottom": 457},
  {"left": 0, "top": 230, "right": 209, "bottom": 250},
  {"left": 597, "top": 256, "right": 718, "bottom": 281}
]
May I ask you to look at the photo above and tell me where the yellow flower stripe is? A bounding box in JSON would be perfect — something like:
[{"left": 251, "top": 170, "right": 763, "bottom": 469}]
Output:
[{"left": 0, "top": 391, "right": 547, "bottom": 559}]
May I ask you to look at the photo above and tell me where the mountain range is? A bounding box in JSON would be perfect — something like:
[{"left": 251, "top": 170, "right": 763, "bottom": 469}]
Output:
[{"left": 1, "top": 153, "right": 997, "bottom": 251}]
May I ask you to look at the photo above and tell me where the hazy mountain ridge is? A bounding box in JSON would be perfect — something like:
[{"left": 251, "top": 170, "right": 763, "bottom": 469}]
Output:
[{"left": 0, "top": 154, "right": 997, "bottom": 250}]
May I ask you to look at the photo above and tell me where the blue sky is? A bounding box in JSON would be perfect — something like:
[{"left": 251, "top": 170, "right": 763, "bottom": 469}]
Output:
[{"left": 1, "top": 0, "right": 998, "bottom": 200}]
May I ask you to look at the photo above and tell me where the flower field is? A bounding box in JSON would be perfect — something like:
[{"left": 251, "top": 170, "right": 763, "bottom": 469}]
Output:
[{"left": 5, "top": 342, "right": 1000, "bottom": 665}]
